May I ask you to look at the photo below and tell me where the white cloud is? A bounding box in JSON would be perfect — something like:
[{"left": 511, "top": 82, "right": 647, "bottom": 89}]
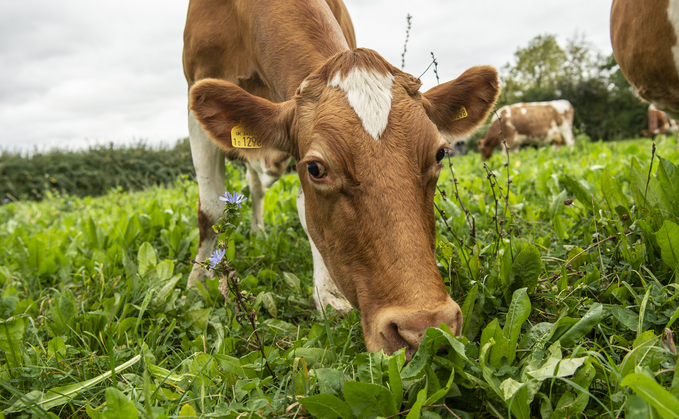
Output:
[{"left": 0, "top": 0, "right": 614, "bottom": 151}]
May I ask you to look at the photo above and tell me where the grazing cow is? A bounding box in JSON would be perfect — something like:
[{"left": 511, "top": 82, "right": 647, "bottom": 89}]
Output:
[
  {"left": 478, "top": 100, "right": 574, "bottom": 159},
  {"left": 642, "top": 104, "right": 679, "bottom": 138},
  {"left": 183, "top": 0, "right": 499, "bottom": 358},
  {"left": 611, "top": 0, "right": 679, "bottom": 119}
]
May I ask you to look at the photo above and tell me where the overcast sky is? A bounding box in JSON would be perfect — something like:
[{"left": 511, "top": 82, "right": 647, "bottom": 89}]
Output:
[{"left": 0, "top": 0, "right": 614, "bottom": 152}]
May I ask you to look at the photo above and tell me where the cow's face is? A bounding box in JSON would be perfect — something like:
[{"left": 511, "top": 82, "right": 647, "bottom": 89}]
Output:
[
  {"left": 477, "top": 138, "right": 495, "bottom": 160},
  {"left": 190, "top": 49, "right": 499, "bottom": 358}
]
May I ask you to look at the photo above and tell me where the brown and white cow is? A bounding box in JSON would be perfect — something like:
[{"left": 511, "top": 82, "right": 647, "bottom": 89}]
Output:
[
  {"left": 183, "top": 0, "right": 499, "bottom": 358},
  {"left": 611, "top": 0, "right": 679, "bottom": 119},
  {"left": 478, "top": 100, "right": 574, "bottom": 160},
  {"left": 642, "top": 104, "right": 679, "bottom": 138}
]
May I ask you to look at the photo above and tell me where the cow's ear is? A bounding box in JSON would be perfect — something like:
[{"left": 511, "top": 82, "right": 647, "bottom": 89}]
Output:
[
  {"left": 422, "top": 66, "right": 499, "bottom": 138},
  {"left": 189, "top": 78, "right": 294, "bottom": 158}
]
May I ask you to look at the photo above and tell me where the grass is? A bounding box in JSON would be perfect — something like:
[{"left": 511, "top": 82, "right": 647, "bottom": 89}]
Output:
[{"left": 0, "top": 135, "right": 678, "bottom": 418}]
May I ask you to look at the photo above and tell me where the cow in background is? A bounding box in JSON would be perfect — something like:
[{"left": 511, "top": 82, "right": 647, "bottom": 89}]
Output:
[
  {"left": 183, "top": 0, "right": 500, "bottom": 358},
  {"left": 478, "top": 100, "right": 574, "bottom": 160},
  {"left": 642, "top": 104, "right": 679, "bottom": 139},
  {"left": 611, "top": 0, "right": 679, "bottom": 119}
]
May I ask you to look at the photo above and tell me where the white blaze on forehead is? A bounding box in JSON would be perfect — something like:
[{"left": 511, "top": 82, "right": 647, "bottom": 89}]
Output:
[{"left": 329, "top": 67, "right": 394, "bottom": 140}]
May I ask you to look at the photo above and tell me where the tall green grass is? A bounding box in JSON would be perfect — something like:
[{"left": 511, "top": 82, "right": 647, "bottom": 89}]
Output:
[{"left": 0, "top": 135, "right": 678, "bottom": 418}]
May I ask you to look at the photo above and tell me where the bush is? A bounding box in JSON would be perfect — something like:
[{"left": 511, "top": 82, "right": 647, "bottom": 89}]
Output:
[{"left": 0, "top": 139, "right": 195, "bottom": 202}]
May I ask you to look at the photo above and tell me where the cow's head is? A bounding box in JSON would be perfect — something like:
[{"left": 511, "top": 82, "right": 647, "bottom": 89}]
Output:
[
  {"left": 190, "top": 48, "right": 499, "bottom": 359},
  {"left": 477, "top": 138, "right": 495, "bottom": 160}
]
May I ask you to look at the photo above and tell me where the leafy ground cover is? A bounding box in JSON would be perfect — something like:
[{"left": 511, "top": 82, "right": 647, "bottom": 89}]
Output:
[{"left": 1, "top": 135, "right": 678, "bottom": 418}]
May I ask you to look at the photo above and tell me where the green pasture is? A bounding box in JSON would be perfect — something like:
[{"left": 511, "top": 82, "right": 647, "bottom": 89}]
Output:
[{"left": 1, "top": 135, "right": 679, "bottom": 418}]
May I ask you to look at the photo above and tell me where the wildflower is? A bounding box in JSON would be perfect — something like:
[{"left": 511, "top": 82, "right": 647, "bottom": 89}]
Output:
[
  {"left": 2, "top": 198, "right": 9, "bottom": 203},
  {"left": 208, "top": 248, "right": 226, "bottom": 269},
  {"left": 219, "top": 191, "right": 247, "bottom": 208}
]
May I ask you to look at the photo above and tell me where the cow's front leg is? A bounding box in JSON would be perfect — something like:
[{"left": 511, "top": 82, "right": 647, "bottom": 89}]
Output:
[
  {"left": 297, "top": 189, "right": 352, "bottom": 312},
  {"left": 188, "top": 111, "right": 226, "bottom": 288},
  {"left": 246, "top": 154, "right": 291, "bottom": 233}
]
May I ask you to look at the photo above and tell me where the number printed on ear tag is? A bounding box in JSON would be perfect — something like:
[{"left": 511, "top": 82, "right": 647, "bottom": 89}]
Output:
[
  {"left": 231, "top": 122, "right": 262, "bottom": 149},
  {"left": 451, "top": 106, "right": 468, "bottom": 121}
]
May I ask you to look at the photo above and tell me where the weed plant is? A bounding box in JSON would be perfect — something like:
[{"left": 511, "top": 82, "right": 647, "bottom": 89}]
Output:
[{"left": 0, "top": 136, "right": 678, "bottom": 418}]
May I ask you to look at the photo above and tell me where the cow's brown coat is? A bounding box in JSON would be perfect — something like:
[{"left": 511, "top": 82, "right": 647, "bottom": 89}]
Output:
[
  {"left": 184, "top": 0, "right": 499, "bottom": 358},
  {"left": 611, "top": 0, "right": 679, "bottom": 119}
]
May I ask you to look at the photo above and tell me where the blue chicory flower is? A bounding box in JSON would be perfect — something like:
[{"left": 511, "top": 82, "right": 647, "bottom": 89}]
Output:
[
  {"left": 219, "top": 191, "right": 247, "bottom": 208},
  {"left": 208, "top": 248, "right": 226, "bottom": 269}
]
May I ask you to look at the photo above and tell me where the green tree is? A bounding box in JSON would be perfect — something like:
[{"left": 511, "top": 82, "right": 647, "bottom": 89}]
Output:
[{"left": 497, "top": 33, "right": 648, "bottom": 142}]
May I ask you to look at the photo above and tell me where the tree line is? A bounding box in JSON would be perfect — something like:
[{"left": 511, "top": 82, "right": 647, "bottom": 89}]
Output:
[{"left": 497, "top": 33, "right": 648, "bottom": 141}]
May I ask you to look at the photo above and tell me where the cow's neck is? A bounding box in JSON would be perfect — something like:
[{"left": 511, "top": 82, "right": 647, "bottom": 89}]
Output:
[{"left": 250, "top": 0, "right": 350, "bottom": 101}]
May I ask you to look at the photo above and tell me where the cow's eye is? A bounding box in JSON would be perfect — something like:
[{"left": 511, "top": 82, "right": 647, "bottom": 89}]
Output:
[
  {"left": 436, "top": 148, "right": 447, "bottom": 163},
  {"left": 307, "top": 161, "right": 327, "bottom": 179}
]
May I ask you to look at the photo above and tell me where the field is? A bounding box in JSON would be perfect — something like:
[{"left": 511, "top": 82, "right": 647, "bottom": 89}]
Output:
[{"left": 1, "top": 135, "right": 679, "bottom": 418}]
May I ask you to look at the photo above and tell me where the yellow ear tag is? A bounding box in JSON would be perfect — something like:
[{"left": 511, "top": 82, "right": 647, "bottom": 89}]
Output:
[
  {"left": 451, "top": 106, "right": 468, "bottom": 122},
  {"left": 231, "top": 122, "right": 262, "bottom": 149}
]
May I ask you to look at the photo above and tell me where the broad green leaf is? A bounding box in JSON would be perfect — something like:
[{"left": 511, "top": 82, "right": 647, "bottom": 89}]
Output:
[
  {"left": 103, "top": 388, "right": 138, "bottom": 419},
  {"left": 558, "top": 174, "right": 601, "bottom": 213},
  {"left": 343, "top": 381, "right": 398, "bottom": 418},
  {"left": 655, "top": 220, "right": 679, "bottom": 271},
  {"left": 260, "top": 292, "right": 277, "bottom": 318},
  {"left": 601, "top": 168, "right": 629, "bottom": 215},
  {"left": 137, "top": 242, "right": 156, "bottom": 276},
  {"left": 47, "top": 337, "right": 66, "bottom": 359},
  {"left": 405, "top": 389, "right": 427, "bottom": 419},
  {"left": 178, "top": 404, "right": 197, "bottom": 418},
  {"left": 508, "top": 243, "right": 542, "bottom": 295},
  {"left": 356, "top": 351, "right": 383, "bottom": 385},
  {"left": 263, "top": 319, "right": 297, "bottom": 335},
  {"left": 460, "top": 283, "right": 478, "bottom": 338},
  {"left": 556, "top": 303, "right": 603, "bottom": 348},
  {"left": 555, "top": 357, "right": 586, "bottom": 377},
  {"left": 0, "top": 317, "right": 25, "bottom": 370},
  {"left": 315, "top": 368, "right": 345, "bottom": 396},
  {"left": 566, "top": 247, "right": 588, "bottom": 270},
  {"left": 388, "top": 350, "right": 405, "bottom": 409},
  {"left": 480, "top": 318, "right": 510, "bottom": 368},
  {"left": 622, "top": 373, "right": 679, "bottom": 418},
  {"left": 299, "top": 394, "right": 353, "bottom": 419},
  {"left": 439, "top": 241, "right": 454, "bottom": 264},
  {"left": 500, "top": 378, "right": 531, "bottom": 419},
  {"left": 153, "top": 260, "right": 174, "bottom": 283},
  {"left": 183, "top": 308, "right": 211, "bottom": 332},
  {"left": 658, "top": 156, "right": 679, "bottom": 213},
  {"left": 282, "top": 272, "right": 301, "bottom": 293},
  {"left": 503, "top": 288, "right": 531, "bottom": 346},
  {"left": 549, "top": 190, "right": 569, "bottom": 219},
  {"left": 630, "top": 157, "right": 674, "bottom": 215}
]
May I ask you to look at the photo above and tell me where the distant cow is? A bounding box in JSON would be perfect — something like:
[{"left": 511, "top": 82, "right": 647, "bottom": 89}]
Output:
[
  {"left": 642, "top": 104, "right": 679, "bottom": 138},
  {"left": 611, "top": 0, "right": 679, "bottom": 119},
  {"left": 183, "top": 0, "right": 500, "bottom": 358},
  {"left": 478, "top": 100, "right": 574, "bottom": 159}
]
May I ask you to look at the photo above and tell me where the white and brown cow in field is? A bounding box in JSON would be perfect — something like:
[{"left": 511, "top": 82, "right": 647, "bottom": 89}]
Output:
[
  {"left": 611, "top": 0, "right": 679, "bottom": 119},
  {"left": 642, "top": 104, "right": 679, "bottom": 138},
  {"left": 478, "top": 100, "right": 574, "bottom": 160},
  {"left": 183, "top": 0, "right": 499, "bottom": 357}
]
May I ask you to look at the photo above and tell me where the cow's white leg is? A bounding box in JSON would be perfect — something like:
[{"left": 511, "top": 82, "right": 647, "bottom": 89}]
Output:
[
  {"left": 188, "top": 111, "right": 226, "bottom": 287},
  {"left": 561, "top": 123, "right": 575, "bottom": 147},
  {"left": 246, "top": 162, "right": 266, "bottom": 233},
  {"left": 297, "top": 188, "right": 352, "bottom": 312}
]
